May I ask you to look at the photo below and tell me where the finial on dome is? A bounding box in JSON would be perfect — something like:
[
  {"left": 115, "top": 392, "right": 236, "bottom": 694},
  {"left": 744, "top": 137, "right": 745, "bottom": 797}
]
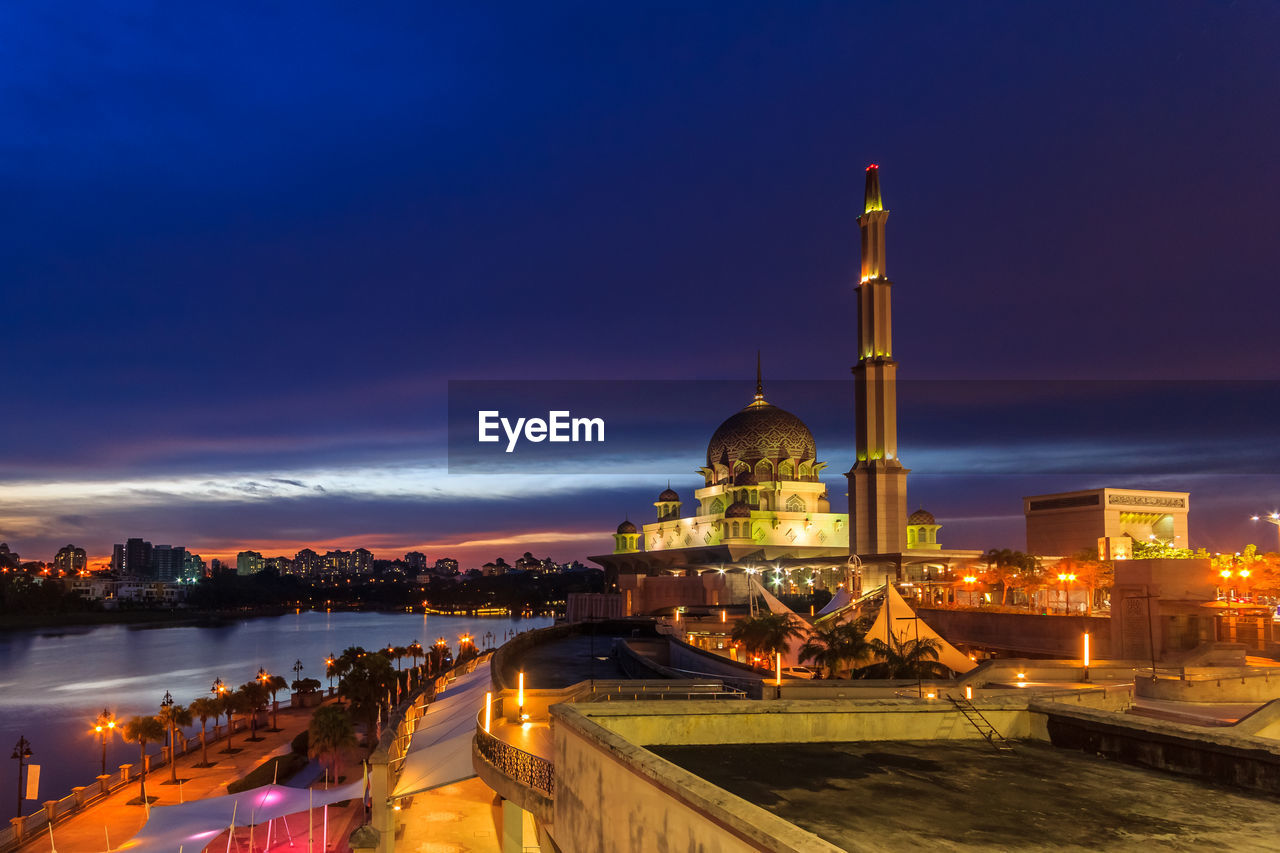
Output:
[{"left": 755, "top": 351, "right": 764, "bottom": 401}]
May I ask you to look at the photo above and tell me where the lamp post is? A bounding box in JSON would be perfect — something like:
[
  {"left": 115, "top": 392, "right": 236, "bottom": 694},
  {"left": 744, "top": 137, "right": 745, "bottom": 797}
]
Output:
[
  {"left": 93, "top": 709, "right": 116, "bottom": 776},
  {"left": 1219, "top": 568, "right": 1233, "bottom": 601},
  {"left": 293, "top": 659, "right": 304, "bottom": 686},
  {"left": 963, "top": 575, "right": 977, "bottom": 606},
  {"left": 1057, "top": 573, "right": 1076, "bottom": 614},
  {"left": 211, "top": 677, "right": 226, "bottom": 697},
  {"left": 11, "top": 736, "right": 32, "bottom": 819},
  {"left": 325, "top": 654, "right": 336, "bottom": 693}
]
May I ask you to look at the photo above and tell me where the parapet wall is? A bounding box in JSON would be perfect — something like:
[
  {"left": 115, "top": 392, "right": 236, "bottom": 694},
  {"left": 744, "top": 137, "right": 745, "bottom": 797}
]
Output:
[{"left": 1035, "top": 700, "right": 1280, "bottom": 794}]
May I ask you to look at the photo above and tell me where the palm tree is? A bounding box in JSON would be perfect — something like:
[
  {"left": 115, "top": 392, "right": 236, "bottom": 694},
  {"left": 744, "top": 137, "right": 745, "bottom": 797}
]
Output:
[
  {"left": 156, "top": 702, "right": 193, "bottom": 784},
  {"left": 860, "top": 636, "right": 950, "bottom": 680},
  {"left": 238, "top": 682, "right": 270, "bottom": 741},
  {"left": 407, "top": 641, "right": 424, "bottom": 670},
  {"left": 221, "top": 691, "right": 249, "bottom": 753},
  {"left": 122, "top": 715, "right": 165, "bottom": 804},
  {"left": 730, "top": 613, "right": 805, "bottom": 667},
  {"left": 339, "top": 651, "right": 396, "bottom": 743},
  {"left": 266, "top": 674, "right": 288, "bottom": 731},
  {"left": 799, "top": 619, "right": 873, "bottom": 678},
  {"left": 309, "top": 705, "right": 357, "bottom": 786},
  {"left": 189, "top": 697, "right": 218, "bottom": 767}
]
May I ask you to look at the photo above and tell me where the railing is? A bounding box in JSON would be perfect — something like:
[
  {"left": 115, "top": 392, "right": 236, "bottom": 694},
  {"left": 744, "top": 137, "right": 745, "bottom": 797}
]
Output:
[
  {"left": 573, "top": 681, "right": 746, "bottom": 702},
  {"left": 474, "top": 722, "right": 555, "bottom": 796},
  {"left": 0, "top": 711, "right": 274, "bottom": 853}
]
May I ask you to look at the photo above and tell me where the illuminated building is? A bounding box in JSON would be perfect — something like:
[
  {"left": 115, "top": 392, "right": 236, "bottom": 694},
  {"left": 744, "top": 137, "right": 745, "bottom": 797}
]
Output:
[
  {"left": 847, "top": 163, "right": 909, "bottom": 555},
  {"left": 593, "top": 166, "right": 981, "bottom": 610},
  {"left": 236, "top": 549, "right": 265, "bottom": 575},
  {"left": 1024, "top": 487, "right": 1191, "bottom": 557},
  {"left": 53, "top": 543, "right": 87, "bottom": 574}
]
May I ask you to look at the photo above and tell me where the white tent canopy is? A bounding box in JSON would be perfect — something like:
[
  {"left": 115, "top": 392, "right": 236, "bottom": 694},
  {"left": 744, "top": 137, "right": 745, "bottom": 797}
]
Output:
[
  {"left": 747, "top": 578, "right": 813, "bottom": 666},
  {"left": 392, "top": 665, "right": 491, "bottom": 797},
  {"left": 121, "top": 779, "right": 364, "bottom": 853},
  {"left": 862, "top": 583, "right": 977, "bottom": 674},
  {"left": 815, "top": 586, "right": 854, "bottom": 618}
]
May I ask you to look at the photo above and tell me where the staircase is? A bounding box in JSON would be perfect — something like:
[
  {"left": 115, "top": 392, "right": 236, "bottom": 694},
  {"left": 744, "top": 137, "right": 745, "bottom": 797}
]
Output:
[{"left": 949, "top": 696, "right": 1014, "bottom": 752}]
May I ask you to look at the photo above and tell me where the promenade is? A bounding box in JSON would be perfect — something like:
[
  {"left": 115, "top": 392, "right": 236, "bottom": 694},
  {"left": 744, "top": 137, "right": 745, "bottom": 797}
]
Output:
[{"left": 18, "top": 700, "right": 362, "bottom": 853}]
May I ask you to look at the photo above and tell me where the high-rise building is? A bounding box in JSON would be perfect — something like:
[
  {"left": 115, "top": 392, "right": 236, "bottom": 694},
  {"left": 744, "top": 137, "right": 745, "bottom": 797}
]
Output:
[
  {"left": 236, "top": 550, "right": 265, "bottom": 576},
  {"left": 264, "top": 555, "right": 292, "bottom": 574},
  {"left": 0, "top": 543, "right": 18, "bottom": 569},
  {"left": 53, "top": 544, "right": 87, "bottom": 575},
  {"left": 432, "top": 557, "right": 459, "bottom": 576},
  {"left": 123, "top": 538, "right": 154, "bottom": 577},
  {"left": 404, "top": 552, "right": 427, "bottom": 573},
  {"left": 110, "top": 543, "right": 125, "bottom": 574},
  {"left": 152, "top": 545, "right": 187, "bottom": 582},
  {"left": 351, "top": 548, "right": 374, "bottom": 574},
  {"left": 294, "top": 548, "right": 320, "bottom": 576},
  {"left": 183, "top": 552, "right": 206, "bottom": 580},
  {"left": 323, "top": 549, "right": 351, "bottom": 577},
  {"left": 846, "top": 164, "right": 909, "bottom": 555}
]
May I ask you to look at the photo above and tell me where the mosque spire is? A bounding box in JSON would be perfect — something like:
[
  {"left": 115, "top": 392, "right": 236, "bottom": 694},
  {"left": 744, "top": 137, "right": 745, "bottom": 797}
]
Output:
[
  {"left": 859, "top": 163, "right": 889, "bottom": 282},
  {"left": 863, "top": 163, "right": 884, "bottom": 214},
  {"left": 755, "top": 351, "right": 764, "bottom": 400}
]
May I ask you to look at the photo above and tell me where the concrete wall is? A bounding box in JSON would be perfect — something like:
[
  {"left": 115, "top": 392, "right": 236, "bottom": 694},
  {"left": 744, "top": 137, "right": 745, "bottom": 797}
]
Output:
[
  {"left": 917, "top": 607, "right": 1110, "bottom": 657},
  {"left": 1136, "top": 669, "right": 1280, "bottom": 704},
  {"left": 551, "top": 708, "right": 843, "bottom": 853},
  {"left": 1037, "top": 701, "right": 1280, "bottom": 794}
]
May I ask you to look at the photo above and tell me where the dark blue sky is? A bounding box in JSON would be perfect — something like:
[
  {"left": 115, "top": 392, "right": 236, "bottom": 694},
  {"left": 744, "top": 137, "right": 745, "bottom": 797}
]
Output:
[{"left": 2, "top": 2, "right": 1278, "bottom": 566}]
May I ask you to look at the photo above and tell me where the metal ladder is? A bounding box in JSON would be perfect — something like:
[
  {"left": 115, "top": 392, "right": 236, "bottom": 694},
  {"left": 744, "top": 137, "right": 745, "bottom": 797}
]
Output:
[{"left": 949, "top": 696, "right": 1014, "bottom": 752}]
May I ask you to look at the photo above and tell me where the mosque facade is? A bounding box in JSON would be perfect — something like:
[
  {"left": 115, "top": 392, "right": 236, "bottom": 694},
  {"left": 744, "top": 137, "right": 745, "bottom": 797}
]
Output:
[{"left": 591, "top": 166, "right": 982, "bottom": 609}]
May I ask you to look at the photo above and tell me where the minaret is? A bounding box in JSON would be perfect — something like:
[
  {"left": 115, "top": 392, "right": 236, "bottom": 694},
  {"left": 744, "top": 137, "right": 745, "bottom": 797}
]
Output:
[{"left": 846, "top": 164, "right": 909, "bottom": 555}]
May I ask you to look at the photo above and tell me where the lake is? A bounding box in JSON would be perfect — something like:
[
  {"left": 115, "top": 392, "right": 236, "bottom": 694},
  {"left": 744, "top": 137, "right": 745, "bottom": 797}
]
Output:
[{"left": 0, "top": 610, "right": 551, "bottom": 816}]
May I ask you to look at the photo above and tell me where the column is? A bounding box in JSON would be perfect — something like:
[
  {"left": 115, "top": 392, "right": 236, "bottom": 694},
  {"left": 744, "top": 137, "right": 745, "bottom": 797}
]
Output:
[{"left": 501, "top": 799, "right": 523, "bottom": 853}]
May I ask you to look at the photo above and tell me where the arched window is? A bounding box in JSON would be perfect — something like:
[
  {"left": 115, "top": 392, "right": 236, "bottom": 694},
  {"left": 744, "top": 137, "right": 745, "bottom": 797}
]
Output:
[
  {"left": 755, "top": 460, "right": 772, "bottom": 481},
  {"left": 799, "top": 462, "right": 812, "bottom": 480},
  {"left": 785, "top": 494, "right": 805, "bottom": 513},
  {"left": 710, "top": 497, "right": 724, "bottom": 515},
  {"left": 731, "top": 522, "right": 740, "bottom": 537},
  {"left": 780, "top": 461, "right": 795, "bottom": 479}
]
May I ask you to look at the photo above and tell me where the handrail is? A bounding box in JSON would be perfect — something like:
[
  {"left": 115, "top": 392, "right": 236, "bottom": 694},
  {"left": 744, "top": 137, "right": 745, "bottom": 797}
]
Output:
[{"left": 474, "top": 713, "right": 554, "bottom": 796}]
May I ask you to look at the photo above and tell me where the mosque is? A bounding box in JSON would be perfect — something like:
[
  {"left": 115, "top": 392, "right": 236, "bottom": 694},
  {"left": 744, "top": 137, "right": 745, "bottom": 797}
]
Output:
[{"left": 591, "top": 165, "right": 983, "bottom": 613}]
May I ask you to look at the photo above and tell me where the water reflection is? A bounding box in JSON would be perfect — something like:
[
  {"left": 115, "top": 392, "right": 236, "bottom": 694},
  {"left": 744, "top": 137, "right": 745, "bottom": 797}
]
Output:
[{"left": 0, "top": 610, "right": 549, "bottom": 816}]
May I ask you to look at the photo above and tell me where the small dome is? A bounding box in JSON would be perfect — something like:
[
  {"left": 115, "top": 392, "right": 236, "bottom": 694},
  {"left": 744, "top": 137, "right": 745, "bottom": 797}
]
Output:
[
  {"left": 616, "top": 520, "right": 637, "bottom": 535},
  {"left": 908, "top": 508, "right": 936, "bottom": 525},
  {"left": 725, "top": 501, "right": 752, "bottom": 519},
  {"left": 658, "top": 487, "right": 680, "bottom": 503},
  {"left": 733, "top": 470, "right": 758, "bottom": 486}
]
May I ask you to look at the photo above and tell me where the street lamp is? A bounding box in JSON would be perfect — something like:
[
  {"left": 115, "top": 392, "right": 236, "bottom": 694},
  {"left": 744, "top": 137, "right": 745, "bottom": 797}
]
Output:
[
  {"left": 293, "top": 659, "right": 304, "bottom": 687},
  {"left": 1057, "top": 573, "right": 1077, "bottom": 614},
  {"left": 211, "top": 678, "right": 226, "bottom": 697},
  {"left": 93, "top": 709, "right": 116, "bottom": 776},
  {"left": 325, "top": 654, "right": 336, "bottom": 693},
  {"left": 963, "top": 575, "right": 977, "bottom": 606},
  {"left": 11, "top": 736, "right": 32, "bottom": 819}
]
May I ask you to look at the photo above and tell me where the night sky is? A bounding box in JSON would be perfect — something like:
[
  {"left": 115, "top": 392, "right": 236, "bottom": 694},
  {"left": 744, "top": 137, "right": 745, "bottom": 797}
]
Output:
[{"left": 3, "top": 3, "right": 1279, "bottom": 568}]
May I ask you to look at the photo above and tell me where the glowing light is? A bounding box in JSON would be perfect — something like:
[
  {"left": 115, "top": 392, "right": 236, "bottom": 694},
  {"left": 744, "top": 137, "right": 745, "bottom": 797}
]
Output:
[
  {"left": 867, "top": 163, "right": 879, "bottom": 171},
  {"left": 1083, "top": 632, "right": 1090, "bottom": 668},
  {"left": 483, "top": 692, "right": 491, "bottom": 733},
  {"left": 517, "top": 672, "right": 524, "bottom": 708},
  {"left": 964, "top": 685, "right": 973, "bottom": 700},
  {"left": 775, "top": 652, "right": 782, "bottom": 687}
]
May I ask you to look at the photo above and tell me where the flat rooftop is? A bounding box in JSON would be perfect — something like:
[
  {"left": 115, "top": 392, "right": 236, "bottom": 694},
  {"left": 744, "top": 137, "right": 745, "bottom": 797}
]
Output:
[
  {"left": 649, "top": 740, "right": 1280, "bottom": 852},
  {"left": 505, "top": 633, "right": 628, "bottom": 688}
]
